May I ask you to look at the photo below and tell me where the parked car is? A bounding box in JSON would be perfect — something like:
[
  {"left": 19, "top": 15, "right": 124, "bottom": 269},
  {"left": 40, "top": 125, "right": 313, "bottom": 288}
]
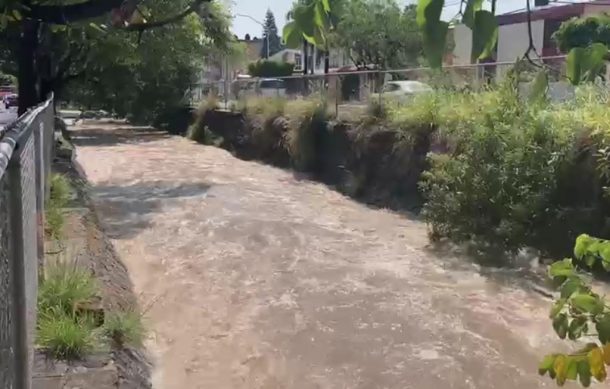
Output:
[
  {"left": 373, "top": 81, "right": 432, "bottom": 102},
  {"left": 4, "top": 94, "right": 18, "bottom": 109},
  {"left": 257, "top": 78, "right": 286, "bottom": 97}
]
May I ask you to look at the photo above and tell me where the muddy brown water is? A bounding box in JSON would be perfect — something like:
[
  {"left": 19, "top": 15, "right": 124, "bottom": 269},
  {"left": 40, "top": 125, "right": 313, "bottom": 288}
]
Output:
[{"left": 72, "top": 122, "right": 571, "bottom": 388}]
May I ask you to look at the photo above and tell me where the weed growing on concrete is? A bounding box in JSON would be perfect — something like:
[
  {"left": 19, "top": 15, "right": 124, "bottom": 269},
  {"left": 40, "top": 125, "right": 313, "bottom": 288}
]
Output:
[{"left": 45, "top": 173, "right": 71, "bottom": 240}]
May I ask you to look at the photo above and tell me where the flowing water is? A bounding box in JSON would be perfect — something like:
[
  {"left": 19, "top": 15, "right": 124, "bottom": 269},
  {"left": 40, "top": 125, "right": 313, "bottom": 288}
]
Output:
[{"left": 73, "top": 121, "right": 571, "bottom": 388}]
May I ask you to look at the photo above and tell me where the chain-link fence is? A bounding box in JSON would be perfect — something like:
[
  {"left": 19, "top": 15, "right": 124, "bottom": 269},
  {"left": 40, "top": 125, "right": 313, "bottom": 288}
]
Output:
[
  {"left": 0, "top": 96, "right": 54, "bottom": 389},
  {"left": 210, "top": 56, "right": 570, "bottom": 117}
]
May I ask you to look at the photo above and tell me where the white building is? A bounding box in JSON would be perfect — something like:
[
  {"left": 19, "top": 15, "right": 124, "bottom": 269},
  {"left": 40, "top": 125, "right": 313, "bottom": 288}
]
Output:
[
  {"left": 453, "top": 0, "right": 610, "bottom": 68},
  {"left": 269, "top": 48, "right": 304, "bottom": 72}
]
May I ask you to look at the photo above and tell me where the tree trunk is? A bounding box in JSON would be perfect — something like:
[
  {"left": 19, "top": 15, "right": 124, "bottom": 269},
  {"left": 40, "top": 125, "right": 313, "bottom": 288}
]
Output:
[
  {"left": 302, "top": 39, "right": 309, "bottom": 95},
  {"left": 18, "top": 20, "right": 40, "bottom": 115},
  {"left": 303, "top": 39, "right": 308, "bottom": 76}
]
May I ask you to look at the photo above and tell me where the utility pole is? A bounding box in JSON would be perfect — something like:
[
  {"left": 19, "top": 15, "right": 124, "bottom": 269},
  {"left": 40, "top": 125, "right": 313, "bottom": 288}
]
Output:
[{"left": 235, "top": 13, "right": 269, "bottom": 59}]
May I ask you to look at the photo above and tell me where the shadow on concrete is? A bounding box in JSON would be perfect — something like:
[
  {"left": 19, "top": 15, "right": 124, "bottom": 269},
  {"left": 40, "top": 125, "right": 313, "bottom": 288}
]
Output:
[
  {"left": 71, "top": 126, "right": 172, "bottom": 147},
  {"left": 91, "top": 181, "right": 210, "bottom": 240}
]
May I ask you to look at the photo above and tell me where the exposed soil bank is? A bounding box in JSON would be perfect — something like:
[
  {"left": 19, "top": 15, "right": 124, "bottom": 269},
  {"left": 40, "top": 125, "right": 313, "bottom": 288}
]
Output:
[{"left": 33, "top": 140, "right": 151, "bottom": 389}]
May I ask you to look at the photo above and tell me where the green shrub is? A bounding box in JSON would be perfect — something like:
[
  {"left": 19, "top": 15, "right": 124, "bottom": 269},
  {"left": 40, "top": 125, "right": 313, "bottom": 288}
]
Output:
[
  {"left": 247, "top": 60, "right": 294, "bottom": 77},
  {"left": 420, "top": 83, "right": 610, "bottom": 255},
  {"left": 187, "top": 96, "right": 220, "bottom": 143},
  {"left": 37, "top": 307, "right": 99, "bottom": 359},
  {"left": 103, "top": 310, "right": 145, "bottom": 347},
  {"left": 284, "top": 98, "right": 329, "bottom": 171},
  {"left": 38, "top": 259, "right": 97, "bottom": 317},
  {"left": 243, "top": 97, "right": 287, "bottom": 156},
  {"left": 45, "top": 174, "right": 71, "bottom": 239}
]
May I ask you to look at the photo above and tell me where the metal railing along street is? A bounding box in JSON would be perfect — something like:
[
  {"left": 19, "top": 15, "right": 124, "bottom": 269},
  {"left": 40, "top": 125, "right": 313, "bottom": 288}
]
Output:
[{"left": 0, "top": 96, "right": 55, "bottom": 389}]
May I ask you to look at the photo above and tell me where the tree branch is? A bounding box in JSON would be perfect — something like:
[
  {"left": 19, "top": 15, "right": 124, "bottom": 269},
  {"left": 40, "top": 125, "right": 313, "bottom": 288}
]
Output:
[
  {"left": 26, "top": 0, "right": 211, "bottom": 26},
  {"left": 523, "top": 0, "right": 542, "bottom": 66},
  {"left": 124, "top": 0, "right": 210, "bottom": 31},
  {"left": 28, "top": 0, "right": 126, "bottom": 24}
]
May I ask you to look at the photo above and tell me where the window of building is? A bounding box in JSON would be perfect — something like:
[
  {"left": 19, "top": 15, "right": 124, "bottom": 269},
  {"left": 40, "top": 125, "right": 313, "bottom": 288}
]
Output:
[{"left": 294, "top": 53, "right": 302, "bottom": 70}]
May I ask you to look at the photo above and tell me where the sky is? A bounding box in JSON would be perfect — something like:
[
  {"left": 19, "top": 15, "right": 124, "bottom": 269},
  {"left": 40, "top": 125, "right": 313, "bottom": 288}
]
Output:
[{"left": 228, "top": 0, "right": 532, "bottom": 40}]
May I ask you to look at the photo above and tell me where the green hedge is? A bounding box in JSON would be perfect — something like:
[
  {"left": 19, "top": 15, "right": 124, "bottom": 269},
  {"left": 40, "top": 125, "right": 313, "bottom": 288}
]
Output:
[
  {"left": 419, "top": 84, "right": 610, "bottom": 256},
  {"left": 248, "top": 60, "right": 295, "bottom": 77}
]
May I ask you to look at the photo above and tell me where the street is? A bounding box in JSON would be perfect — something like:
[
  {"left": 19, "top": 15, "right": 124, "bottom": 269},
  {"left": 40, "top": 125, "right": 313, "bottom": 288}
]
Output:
[{"left": 0, "top": 106, "right": 18, "bottom": 130}]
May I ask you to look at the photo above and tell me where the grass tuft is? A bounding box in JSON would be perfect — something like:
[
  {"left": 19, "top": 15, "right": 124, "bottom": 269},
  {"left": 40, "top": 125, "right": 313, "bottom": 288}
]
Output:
[
  {"left": 37, "top": 307, "right": 99, "bottom": 360},
  {"left": 45, "top": 173, "right": 71, "bottom": 239},
  {"left": 38, "top": 259, "right": 97, "bottom": 317},
  {"left": 284, "top": 98, "right": 329, "bottom": 171},
  {"left": 103, "top": 310, "right": 145, "bottom": 347}
]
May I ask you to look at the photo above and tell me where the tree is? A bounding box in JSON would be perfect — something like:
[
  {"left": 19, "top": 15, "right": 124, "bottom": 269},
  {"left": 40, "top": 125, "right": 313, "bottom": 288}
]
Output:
[
  {"left": 0, "top": 0, "right": 222, "bottom": 114},
  {"left": 553, "top": 14, "right": 610, "bottom": 53},
  {"left": 260, "top": 10, "right": 283, "bottom": 58},
  {"left": 334, "top": 1, "right": 423, "bottom": 69},
  {"left": 248, "top": 60, "right": 294, "bottom": 77},
  {"left": 60, "top": 0, "right": 232, "bottom": 123},
  {"left": 283, "top": 0, "right": 339, "bottom": 74}
]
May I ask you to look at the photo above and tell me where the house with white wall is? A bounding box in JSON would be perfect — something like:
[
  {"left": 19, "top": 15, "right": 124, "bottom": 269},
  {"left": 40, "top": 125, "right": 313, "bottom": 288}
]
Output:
[
  {"left": 269, "top": 49, "right": 304, "bottom": 72},
  {"left": 302, "top": 46, "right": 354, "bottom": 74},
  {"left": 453, "top": 0, "right": 610, "bottom": 69}
]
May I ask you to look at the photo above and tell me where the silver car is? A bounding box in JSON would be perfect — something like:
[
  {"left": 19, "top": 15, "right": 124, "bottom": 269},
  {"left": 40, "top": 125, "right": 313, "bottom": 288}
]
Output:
[{"left": 375, "top": 81, "right": 432, "bottom": 102}]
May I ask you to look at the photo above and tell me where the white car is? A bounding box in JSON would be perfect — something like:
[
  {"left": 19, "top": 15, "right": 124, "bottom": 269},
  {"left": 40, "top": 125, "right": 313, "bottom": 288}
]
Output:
[{"left": 375, "top": 81, "right": 432, "bottom": 102}]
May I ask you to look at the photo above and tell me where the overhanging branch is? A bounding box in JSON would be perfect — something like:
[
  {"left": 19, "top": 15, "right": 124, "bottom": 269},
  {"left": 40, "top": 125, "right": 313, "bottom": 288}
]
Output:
[
  {"left": 26, "top": 0, "right": 211, "bottom": 25},
  {"left": 28, "top": 0, "right": 126, "bottom": 24},
  {"left": 125, "top": 0, "right": 209, "bottom": 31}
]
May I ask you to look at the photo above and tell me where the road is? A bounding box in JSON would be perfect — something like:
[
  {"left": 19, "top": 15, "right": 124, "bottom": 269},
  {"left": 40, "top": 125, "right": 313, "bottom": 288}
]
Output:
[
  {"left": 72, "top": 121, "right": 568, "bottom": 389},
  {"left": 0, "top": 106, "right": 17, "bottom": 130}
]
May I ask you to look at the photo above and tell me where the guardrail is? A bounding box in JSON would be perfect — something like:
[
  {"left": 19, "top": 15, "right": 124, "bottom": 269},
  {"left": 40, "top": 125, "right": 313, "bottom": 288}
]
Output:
[{"left": 0, "top": 96, "right": 54, "bottom": 389}]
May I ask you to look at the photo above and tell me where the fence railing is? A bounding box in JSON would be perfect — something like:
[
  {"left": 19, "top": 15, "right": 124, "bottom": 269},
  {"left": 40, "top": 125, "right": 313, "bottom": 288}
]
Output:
[
  {"left": 201, "top": 56, "right": 570, "bottom": 117},
  {"left": 0, "top": 96, "right": 55, "bottom": 389}
]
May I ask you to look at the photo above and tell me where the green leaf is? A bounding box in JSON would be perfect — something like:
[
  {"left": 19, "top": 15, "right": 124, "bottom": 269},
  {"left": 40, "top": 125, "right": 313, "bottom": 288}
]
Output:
[
  {"left": 417, "top": 0, "right": 444, "bottom": 27},
  {"left": 283, "top": 22, "right": 302, "bottom": 49},
  {"left": 578, "top": 360, "right": 592, "bottom": 387},
  {"left": 553, "top": 313, "right": 569, "bottom": 339},
  {"left": 539, "top": 354, "right": 557, "bottom": 376},
  {"left": 471, "top": 10, "right": 498, "bottom": 60},
  {"left": 321, "top": 0, "right": 331, "bottom": 12},
  {"left": 567, "top": 358, "right": 578, "bottom": 380},
  {"left": 550, "top": 298, "right": 567, "bottom": 319},
  {"left": 314, "top": 1, "right": 328, "bottom": 32},
  {"left": 584, "top": 43, "right": 608, "bottom": 82},
  {"left": 571, "top": 293, "right": 604, "bottom": 315},
  {"left": 568, "top": 317, "right": 588, "bottom": 340},
  {"left": 588, "top": 347, "right": 607, "bottom": 381},
  {"left": 549, "top": 259, "right": 575, "bottom": 278},
  {"left": 561, "top": 278, "right": 582, "bottom": 299},
  {"left": 596, "top": 314, "right": 610, "bottom": 344},
  {"left": 567, "top": 47, "right": 587, "bottom": 85},
  {"left": 529, "top": 70, "right": 548, "bottom": 104},
  {"left": 554, "top": 354, "right": 568, "bottom": 385},
  {"left": 599, "top": 241, "right": 610, "bottom": 270},
  {"left": 462, "top": 0, "right": 483, "bottom": 28},
  {"left": 575, "top": 234, "right": 595, "bottom": 260},
  {"left": 423, "top": 20, "right": 449, "bottom": 68},
  {"left": 12, "top": 9, "right": 21, "bottom": 21}
]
